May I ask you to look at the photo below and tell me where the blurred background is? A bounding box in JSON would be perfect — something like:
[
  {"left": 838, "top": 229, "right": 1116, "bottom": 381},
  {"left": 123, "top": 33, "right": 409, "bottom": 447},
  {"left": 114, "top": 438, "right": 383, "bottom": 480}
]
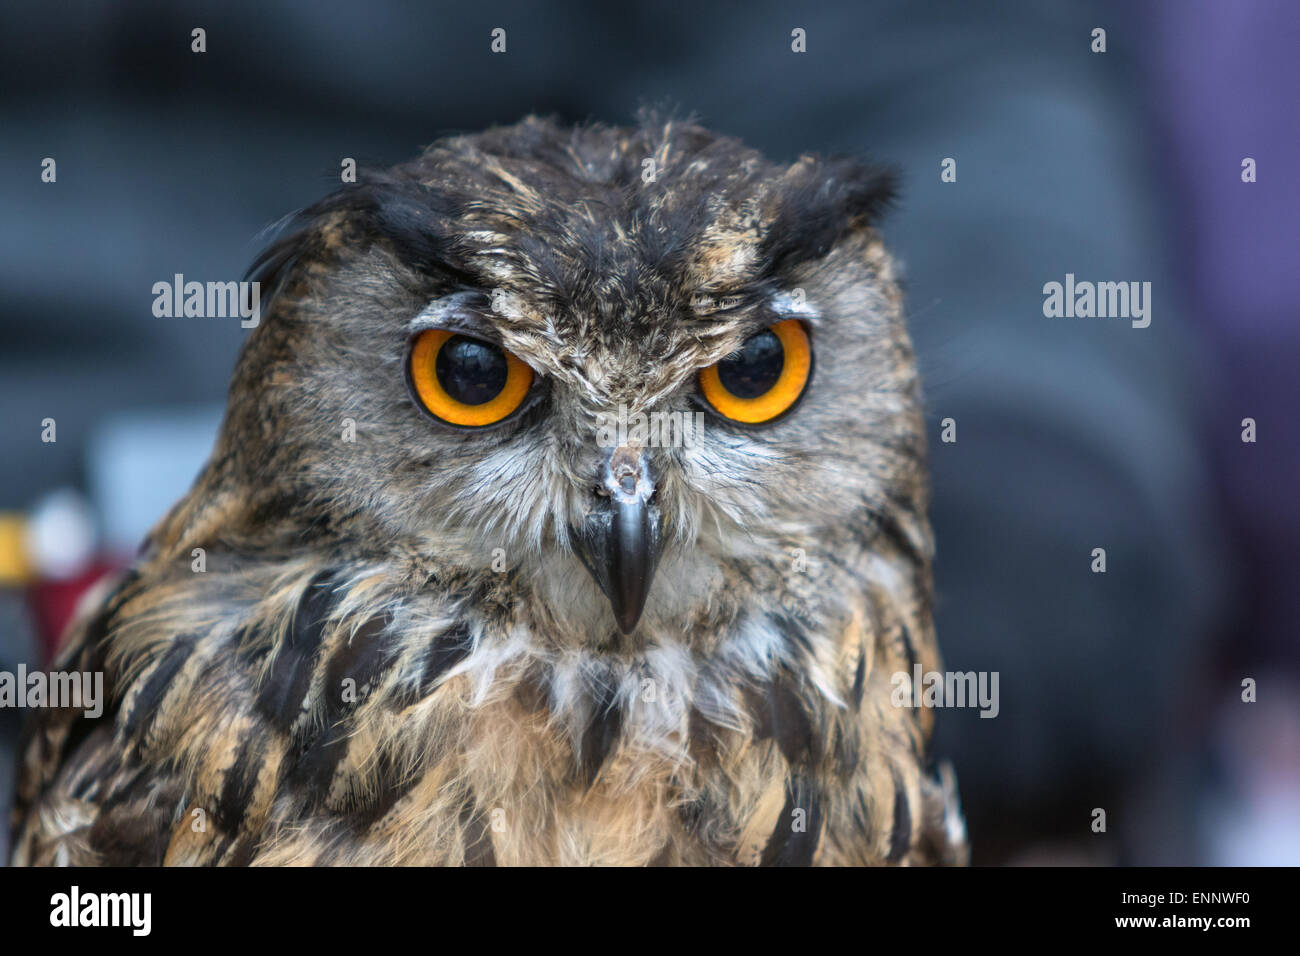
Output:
[{"left": 1, "top": 0, "right": 1296, "bottom": 864}]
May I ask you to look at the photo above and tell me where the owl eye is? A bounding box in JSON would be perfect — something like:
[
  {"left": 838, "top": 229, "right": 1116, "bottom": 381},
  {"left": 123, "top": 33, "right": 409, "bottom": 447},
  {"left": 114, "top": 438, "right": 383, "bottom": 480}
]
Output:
[
  {"left": 407, "top": 328, "right": 534, "bottom": 427},
  {"left": 698, "top": 318, "right": 812, "bottom": 424}
]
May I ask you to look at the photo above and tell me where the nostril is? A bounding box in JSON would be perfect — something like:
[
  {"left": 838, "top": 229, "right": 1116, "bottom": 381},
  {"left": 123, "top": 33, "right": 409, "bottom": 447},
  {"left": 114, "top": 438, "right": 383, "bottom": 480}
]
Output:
[{"left": 607, "top": 445, "right": 647, "bottom": 498}]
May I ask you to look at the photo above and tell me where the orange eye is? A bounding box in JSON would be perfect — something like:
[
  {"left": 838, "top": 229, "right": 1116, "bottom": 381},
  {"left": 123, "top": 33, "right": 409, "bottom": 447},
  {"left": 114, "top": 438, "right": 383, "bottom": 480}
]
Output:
[
  {"left": 698, "top": 319, "right": 812, "bottom": 424},
  {"left": 407, "top": 329, "right": 534, "bottom": 427}
]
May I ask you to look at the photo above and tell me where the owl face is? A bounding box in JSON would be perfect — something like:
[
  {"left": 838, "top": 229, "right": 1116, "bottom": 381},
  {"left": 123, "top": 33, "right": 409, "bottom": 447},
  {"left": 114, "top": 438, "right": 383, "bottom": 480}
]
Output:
[{"left": 222, "top": 116, "right": 923, "bottom": 647}]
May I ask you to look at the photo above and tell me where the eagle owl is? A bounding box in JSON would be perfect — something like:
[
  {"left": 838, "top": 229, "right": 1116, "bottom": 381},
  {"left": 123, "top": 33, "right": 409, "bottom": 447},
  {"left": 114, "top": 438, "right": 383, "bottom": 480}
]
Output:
[{"left": 12, "top": 115, "right": 966, "bottom": 866}]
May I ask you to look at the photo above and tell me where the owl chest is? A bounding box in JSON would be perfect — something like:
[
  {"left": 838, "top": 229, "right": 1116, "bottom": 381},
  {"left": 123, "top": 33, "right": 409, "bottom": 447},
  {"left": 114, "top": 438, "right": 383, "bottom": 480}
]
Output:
[{"left": 432, "top": 692, "right": 797, "bottom": 866}]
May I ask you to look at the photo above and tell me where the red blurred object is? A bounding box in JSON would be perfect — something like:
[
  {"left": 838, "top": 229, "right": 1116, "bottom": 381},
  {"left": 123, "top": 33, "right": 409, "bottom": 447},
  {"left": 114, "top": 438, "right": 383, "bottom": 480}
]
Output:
[{"left": 25, "top": 559, "right": 125, "bottom": 664}]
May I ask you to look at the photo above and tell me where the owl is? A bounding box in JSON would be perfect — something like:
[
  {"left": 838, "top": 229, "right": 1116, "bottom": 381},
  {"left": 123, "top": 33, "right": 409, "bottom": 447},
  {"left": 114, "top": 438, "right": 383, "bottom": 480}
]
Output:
[{"left": 11, "top": 114, "right": 966, "bottom": 866}]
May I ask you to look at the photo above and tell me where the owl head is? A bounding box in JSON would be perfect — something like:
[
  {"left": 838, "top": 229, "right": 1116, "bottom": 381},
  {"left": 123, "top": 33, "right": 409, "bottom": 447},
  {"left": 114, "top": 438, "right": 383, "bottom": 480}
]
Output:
[{"left": 199, "top": 114, "right": 927, "bottom": 649}]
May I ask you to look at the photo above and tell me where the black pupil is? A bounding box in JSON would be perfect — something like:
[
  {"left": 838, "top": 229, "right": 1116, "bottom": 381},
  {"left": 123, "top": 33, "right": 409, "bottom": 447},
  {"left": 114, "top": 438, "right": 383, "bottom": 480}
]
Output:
[
  {"left": 717, "top": 330, "right": 784, "bottom": 399},
  {"left": 435, "top": 335, "right": 508, "bottom": 405}
]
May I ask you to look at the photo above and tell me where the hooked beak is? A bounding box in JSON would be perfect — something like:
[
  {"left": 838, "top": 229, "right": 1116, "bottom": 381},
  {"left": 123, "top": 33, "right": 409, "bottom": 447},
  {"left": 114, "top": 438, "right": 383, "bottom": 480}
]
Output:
[{"left": 571, "top": 446, "right": 664, "bottom": 634}]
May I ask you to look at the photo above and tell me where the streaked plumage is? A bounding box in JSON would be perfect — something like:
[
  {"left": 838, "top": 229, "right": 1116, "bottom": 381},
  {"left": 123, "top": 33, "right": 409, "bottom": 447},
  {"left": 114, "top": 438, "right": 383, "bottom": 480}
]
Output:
[{"left": 11, "top": 114, "right": 966, "bottom": 866}]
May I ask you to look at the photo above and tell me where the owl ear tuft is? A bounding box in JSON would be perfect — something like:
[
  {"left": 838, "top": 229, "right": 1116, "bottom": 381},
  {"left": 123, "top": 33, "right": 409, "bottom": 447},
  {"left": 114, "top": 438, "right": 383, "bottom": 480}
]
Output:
[
  {"left": 760, "top": 155, "right": 898, "bottom": 277},
  {"left": 245, "top": 172, "right": 472, "bottom": 316}
]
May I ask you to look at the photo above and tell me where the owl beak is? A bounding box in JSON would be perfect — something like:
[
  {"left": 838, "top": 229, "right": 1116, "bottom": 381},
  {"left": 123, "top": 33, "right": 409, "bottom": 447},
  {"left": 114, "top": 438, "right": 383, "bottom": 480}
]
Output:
[{"left": 571, "top": 447, "right": 664, "bottom": 634}]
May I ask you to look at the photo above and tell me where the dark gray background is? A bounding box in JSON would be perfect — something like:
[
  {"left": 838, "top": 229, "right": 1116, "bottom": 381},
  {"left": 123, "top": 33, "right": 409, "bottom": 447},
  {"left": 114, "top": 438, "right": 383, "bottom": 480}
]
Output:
[{"left": 4, "top": 0, "right": 1296, "bottom": 864}]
